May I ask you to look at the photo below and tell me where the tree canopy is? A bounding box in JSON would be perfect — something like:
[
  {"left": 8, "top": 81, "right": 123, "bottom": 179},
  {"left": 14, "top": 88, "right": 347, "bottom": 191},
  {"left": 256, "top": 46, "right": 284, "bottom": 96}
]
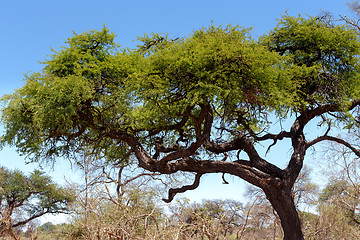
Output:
[
  {"left": 0, "top": 167, "right": 74, "bottom": 237},
  {"left": 2, "top": 15, "right": 360, "bottom": 239}
]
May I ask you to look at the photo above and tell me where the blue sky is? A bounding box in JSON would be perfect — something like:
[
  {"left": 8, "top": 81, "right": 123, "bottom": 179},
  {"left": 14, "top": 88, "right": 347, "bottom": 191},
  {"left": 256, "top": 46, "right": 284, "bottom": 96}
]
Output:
[{"left": 0, "top": 0, "right": 354, "bottom": 206}]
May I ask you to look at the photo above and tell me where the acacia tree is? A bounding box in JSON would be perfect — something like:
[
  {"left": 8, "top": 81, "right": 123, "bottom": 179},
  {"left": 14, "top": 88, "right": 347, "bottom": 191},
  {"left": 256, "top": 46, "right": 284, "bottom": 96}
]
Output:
[
  {"left": 0, "top": 167, "right": 74, "bottom": 238},
  {"left": 1, "top": 15, "right": 360, "bottom": 239}
]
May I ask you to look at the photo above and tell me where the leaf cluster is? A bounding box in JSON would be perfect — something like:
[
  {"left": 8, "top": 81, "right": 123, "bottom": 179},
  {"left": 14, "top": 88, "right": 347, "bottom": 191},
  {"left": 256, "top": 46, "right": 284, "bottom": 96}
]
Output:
[
  {"left": 1, "top": 15, "right": 360, "bottom": 163},
  {"left": 262, "top": 15, "right": 360, "bottom": 105},
  {"left": 0, "top": 167, "right": 75, "bottom": 227}
]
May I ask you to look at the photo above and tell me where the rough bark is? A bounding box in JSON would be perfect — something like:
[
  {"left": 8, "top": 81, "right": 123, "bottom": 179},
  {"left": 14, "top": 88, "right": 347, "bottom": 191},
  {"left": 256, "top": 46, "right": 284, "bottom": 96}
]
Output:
[
  {"left": 95, "top": 101, "right": 360, "bottom": 240},
  {"left": 264, "top": 179, "right": 304, "bottom": 240}
]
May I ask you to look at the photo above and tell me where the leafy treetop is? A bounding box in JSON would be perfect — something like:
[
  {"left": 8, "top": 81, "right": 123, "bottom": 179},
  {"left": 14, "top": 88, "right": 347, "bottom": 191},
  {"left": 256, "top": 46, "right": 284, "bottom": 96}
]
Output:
[
  {"left": 3, "top": 16, "right": 359, "bottom": 164},
  {"left": 2, "top": 14, "right": 360, "bottom": 240}
]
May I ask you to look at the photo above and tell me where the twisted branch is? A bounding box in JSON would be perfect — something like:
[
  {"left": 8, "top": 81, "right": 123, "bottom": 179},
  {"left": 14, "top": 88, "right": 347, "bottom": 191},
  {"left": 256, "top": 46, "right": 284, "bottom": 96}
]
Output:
[{"left": 162, "top": 173, "right": 203, "bottom": 203}]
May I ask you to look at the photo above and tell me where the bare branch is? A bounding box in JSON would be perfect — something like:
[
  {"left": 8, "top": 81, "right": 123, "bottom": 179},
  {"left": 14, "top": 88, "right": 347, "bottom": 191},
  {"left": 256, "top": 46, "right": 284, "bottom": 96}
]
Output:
[
  {"left": 222, "top": 173, "right": 229, "bottom": 184},
  {"left": 162, "top": 173, "right": 203, "bottom": 203},
  {"left": 12, "top": 207, "right": 69, "bottom": 228},
  {"left": 257, "top": 131, "right": 291, "bottom": 142},
  {"left": 221, "top": 153, "right": 229, "bottom": 184},
  {"left": 120, "top": 172, "right": 162, "bottom": 187},
  {"left": 306, "top": 135, "right": 360, "bottom": 158},
  {"left": 341, "top": 15, "right": 360, "bottom": 33}
]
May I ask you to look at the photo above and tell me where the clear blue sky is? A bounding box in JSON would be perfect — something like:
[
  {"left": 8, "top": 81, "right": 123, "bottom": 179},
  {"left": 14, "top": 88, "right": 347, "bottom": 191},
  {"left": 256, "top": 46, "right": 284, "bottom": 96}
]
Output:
[{"left": 0, "top": 0, "right": 353, "bottom": 206}]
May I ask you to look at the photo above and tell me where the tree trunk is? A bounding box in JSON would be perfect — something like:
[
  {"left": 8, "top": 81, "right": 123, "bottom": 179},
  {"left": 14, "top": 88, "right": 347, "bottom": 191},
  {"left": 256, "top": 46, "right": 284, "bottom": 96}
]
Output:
[{"left": 264, "top": 181, "right": 304, "bottom": 240}]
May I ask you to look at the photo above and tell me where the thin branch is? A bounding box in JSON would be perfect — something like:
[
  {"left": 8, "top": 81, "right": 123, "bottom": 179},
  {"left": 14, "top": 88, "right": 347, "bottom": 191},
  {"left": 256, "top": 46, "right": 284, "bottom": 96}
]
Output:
[
  {"left": 221, "top": 153, "right": 229, "bottom": 184},
  {"left": 238, "top": 196, "right": 259, "bottom": 240},
  {"left": 12, "top": 208, "right": 69, "bottom": 228},
  {"left": 341, "top": 15, "right": 360, "bottom": 33},
  {"left": 114, "top": 148, "right": 133, "bottom": 166},
  {"left": 120, "top": 172, "right": 162, "bottom": 187},
  {"left": 222, "top": 173, "right": 229, "bottom": 184},
  {"left": 255, "top": 131, "right": 292, "bottom": 155},
  {"left": 306, "top": 135, "right": 360, "bottom": 158}
]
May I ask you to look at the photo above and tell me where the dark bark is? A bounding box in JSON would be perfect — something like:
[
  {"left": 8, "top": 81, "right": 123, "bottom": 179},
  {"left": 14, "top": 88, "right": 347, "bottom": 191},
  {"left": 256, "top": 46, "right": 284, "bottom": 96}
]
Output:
[
  {"left": 162, "top": 173, "right": 203, "bottom": 203},
  {"left": 101, "top": 102, "right": 360, "bottom": 240},
  {"left": 264, "top": 179, "right": 304, "bottom": 240},
  {"left": 122, "top": 115, "right": 307, "bottom": 240}
]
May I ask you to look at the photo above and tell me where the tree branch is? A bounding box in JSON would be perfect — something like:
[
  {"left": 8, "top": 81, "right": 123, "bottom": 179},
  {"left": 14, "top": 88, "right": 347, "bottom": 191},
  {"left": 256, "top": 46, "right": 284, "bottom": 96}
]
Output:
[
  {"left": 306, "top": 135, "right": 360, "bottom": 158},
  {"left": 204, "top": 134, "right": 284, "bottom": 178},
  {"left": 162, "top": 173, "right": 203, "bottom": 203},
  {"left": 12, "top": 207, "right": 69, "bottom": 228},
  {"left": 158, "top": 103, "right": 213, "bottom": 164},
  {"left": 284, "top": 100, "right": 360, "bottom": 186},
  {"left": 256, "top": 131, "right": 292, "bottom": 142}
]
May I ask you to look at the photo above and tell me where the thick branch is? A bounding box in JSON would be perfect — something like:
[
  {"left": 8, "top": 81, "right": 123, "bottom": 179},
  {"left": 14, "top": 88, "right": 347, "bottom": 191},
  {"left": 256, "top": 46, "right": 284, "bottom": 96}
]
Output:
[
  {"left": 162, "top": 173, "right": 203, "bottom": 203},
  {"left": 285, "top": 116, "right": 307, "bottom": 186},
  {"left": 286, "top": 100, "right": 360, "bottom": 171},
  {"left": 158, "top": 103, "right": 213, "bottom": 164},
  {"left": 284, "top": 102, "right": 357, "bottom": 185},
  {"left": 120, "top": 131, "right": 270, "bottom": 190},
  {"left": 299, "top": 100, "right": 360, "bottom": 127},
  {"left": 204, "top": 135, "right": 284, "bottom": 178},
  {"left": 255, "top": 131, "right": 292, "bottom": 142}
]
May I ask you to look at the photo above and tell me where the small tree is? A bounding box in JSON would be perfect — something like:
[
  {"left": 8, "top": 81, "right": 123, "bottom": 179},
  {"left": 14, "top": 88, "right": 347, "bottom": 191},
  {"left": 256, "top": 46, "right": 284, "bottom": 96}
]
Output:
[
  {"left": 0, "top": 167, "right": 74, "bottom": 238},
  {"left": 2, "top": 15, "right": 360, "bottom": 239}
]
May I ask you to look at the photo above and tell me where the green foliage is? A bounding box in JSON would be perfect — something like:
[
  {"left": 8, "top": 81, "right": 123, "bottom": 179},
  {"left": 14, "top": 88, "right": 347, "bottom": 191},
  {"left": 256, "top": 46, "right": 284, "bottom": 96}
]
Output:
[
  {"left": 44, "top": 26, "right": 119, "bottom": 78},
  {"left": 262, "top": 15, "right": 360, "bottom": 105},
  {"left": 37, "top": 222, "right": 56, "bottom": 232},
  {"left": 318, "top": 179, "right": 360, "bottom": 226},
  {"left": 318, "top": 179, "right": 350, "bottom": 202},
  {"left": 35, "top": 222, "right": 81, "bottom": 240},
  {"left": 137, "top": 25, "right": 297, "bottom": 127},
  {"left": 1, "top": 27, "right": 137, "bottom": 162},
  {"left": 1, "top": 15, "right": 360, "bottom": 164},
  {"left": 0, "top": 166, "right": 75, "bottom": 227}
]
